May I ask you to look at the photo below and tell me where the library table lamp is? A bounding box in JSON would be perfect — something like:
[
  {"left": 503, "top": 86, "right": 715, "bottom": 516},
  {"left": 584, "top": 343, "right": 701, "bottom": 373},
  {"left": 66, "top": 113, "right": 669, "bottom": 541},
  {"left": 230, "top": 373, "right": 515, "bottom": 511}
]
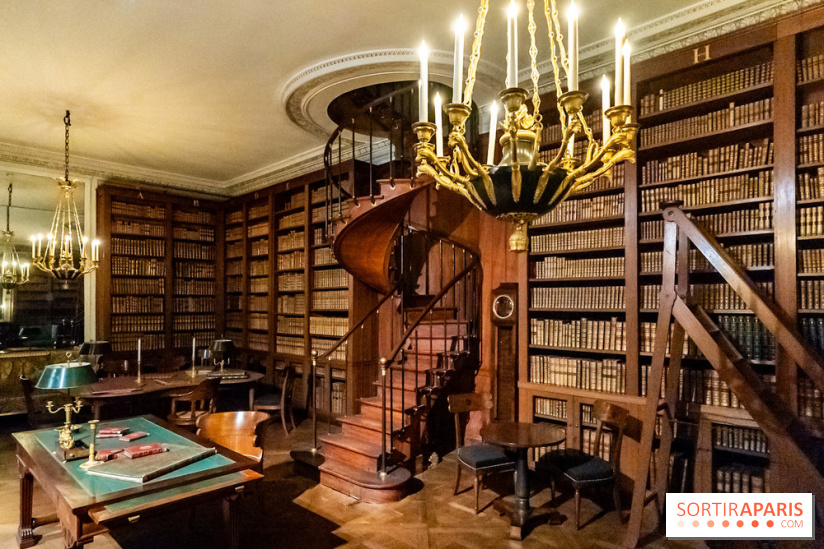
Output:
[
  {"left": 209, "top": 339, "right": 235, "bottom": 373},
  {"left": 413, "top": 1, "right": 638, "bottom": 251},
  {"left": 36, "top": 356, "right": 97, "bottom": 450}
]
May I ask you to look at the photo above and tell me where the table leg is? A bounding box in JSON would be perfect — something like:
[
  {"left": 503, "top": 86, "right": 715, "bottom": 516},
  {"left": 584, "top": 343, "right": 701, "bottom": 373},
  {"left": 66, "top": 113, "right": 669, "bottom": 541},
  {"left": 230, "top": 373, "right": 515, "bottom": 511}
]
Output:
[
  {"left": 223, "top": 494, "right": 240, "bottom": 549},
  {"left": 493, "top": 448, "right": 554, "bottom": 541},
  {"left": 17, "top": 460, "right": 38, "bottom": 549}
]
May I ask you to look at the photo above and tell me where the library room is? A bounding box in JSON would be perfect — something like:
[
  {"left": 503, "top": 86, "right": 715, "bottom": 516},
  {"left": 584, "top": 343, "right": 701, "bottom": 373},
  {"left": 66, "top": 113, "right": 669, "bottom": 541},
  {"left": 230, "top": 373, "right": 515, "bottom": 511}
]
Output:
[{"left": 1, "top": 1, "right": 823, "bottom": 548}]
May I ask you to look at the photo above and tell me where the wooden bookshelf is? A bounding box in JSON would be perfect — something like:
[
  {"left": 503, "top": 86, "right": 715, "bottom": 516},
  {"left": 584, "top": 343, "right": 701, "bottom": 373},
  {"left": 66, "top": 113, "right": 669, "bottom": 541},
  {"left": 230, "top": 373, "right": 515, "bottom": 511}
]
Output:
[{"left": 96, "top": 184, "right": 223, "bottom": 357}]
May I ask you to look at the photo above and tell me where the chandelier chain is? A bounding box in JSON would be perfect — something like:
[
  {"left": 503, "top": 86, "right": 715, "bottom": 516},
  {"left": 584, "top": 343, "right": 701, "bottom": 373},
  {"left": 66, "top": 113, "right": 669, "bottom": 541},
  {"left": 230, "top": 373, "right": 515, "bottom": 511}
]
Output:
[
  {"left": 463, "top": 0, "right": 489, "bottom": 107},
  {"left": 6, "top": 182, "right": 11, "bottom": 233},
  {"left": 542, "top": 1, "right": 566, "bottom": 132},
  {"left": 526, "top": 0, "right": 543, "bottom": 151},
  {"left": 63, "top": 111, "right": 71, "bottom": 183}
]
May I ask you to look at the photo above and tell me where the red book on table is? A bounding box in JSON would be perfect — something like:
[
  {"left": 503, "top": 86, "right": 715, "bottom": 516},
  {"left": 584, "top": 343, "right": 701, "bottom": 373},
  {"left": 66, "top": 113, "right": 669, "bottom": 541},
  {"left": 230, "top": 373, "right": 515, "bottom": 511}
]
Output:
[{"left": 123, "top": 442, "right": 167, "bottom": 459}]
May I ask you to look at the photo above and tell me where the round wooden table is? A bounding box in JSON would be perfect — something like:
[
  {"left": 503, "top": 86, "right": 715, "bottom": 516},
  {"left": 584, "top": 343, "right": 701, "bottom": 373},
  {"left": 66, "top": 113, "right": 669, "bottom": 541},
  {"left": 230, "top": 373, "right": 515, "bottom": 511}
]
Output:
[{"left": 480, "top": 420, "right": 566, "bottom": 540}]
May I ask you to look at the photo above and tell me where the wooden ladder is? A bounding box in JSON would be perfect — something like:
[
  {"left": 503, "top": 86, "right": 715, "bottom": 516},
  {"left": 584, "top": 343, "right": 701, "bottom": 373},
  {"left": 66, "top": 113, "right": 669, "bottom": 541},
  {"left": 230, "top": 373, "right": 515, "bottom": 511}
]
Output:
[{"left": 623, "top": 203, "right": 824, "bottom": 548}]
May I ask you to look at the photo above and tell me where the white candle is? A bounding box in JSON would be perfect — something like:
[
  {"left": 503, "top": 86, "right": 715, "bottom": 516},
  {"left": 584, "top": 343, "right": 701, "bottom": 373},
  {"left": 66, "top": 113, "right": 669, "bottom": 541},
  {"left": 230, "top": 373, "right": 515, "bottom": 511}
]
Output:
[
  {"left": 137, "top": 338, "right": 141, "bottom": 363},
  {"left": 568, "top": 2, "right": 579, "bottom": 92},
  {"left": 92, "top": 240, "right": 99, "bottom": 262},
  {"left": 22, "top": 263, "right": 28, "bottom": 279},
  {"left": 487, "top": 101, "right": 499, "bottom": 165},
  {"left": 452, "top": 15, "right": 466, "bottom": 103},
  {"left": 507, "top": 1, "right": 518, "bottom": 88},
  {"left": 614, "top": 19, "right": 625, "bottom": 105},
  {"left": 434, "top": 93, "right": 444, "bottom": 157},
  {"left": 30, "top": 237, "right": 35, "bottom": 258},
  {"left": 623, "top": 40, "right": 632, "bottom": 108},
  {"left": 419, "top": 41, "right": 429, "bottom": 123},
  {"left": 601, "top": 75, "right": 611, "bottom": 143},
  {"left": 192, "top": 337, "right": 197, "bottom": 364}
]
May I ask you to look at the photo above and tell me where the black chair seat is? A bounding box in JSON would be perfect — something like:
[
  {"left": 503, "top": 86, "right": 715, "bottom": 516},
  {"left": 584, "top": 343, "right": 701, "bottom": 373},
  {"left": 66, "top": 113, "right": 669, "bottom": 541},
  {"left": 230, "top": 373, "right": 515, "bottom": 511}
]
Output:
[
  {"left": 457, "top": 443, "right": 512, "bottom": 469},
  {"left": 541, "top": 449, "right": 615, "bottom": 483},
  {"left": 254, "top": 393, "right": 282, "bottom": 408}
]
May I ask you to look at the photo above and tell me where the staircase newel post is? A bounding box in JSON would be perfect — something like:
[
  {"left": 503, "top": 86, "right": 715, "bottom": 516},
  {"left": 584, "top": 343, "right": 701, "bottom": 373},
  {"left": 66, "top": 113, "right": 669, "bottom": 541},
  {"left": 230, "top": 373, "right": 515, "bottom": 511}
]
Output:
[
  {"left": 310, "top": 350, "right": 320, "bottom": 455},
  {"left": 380, "top": 357, "right": 388, "bottom": 477}
]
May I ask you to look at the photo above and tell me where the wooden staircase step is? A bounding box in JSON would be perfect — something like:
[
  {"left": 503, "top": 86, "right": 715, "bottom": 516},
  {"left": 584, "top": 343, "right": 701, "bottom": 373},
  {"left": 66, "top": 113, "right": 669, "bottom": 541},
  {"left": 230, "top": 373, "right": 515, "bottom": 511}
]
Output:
[
  {"left": 321, "top": 433, "right": 383, "bottom": 470},
  {"left": 319, "top": 460, "right": 411, "bottom": 503},
  {"left": 359, "top": 396, "right": 409, "bottom": 424},
  {"left": 408, "top": 337, "right": 465, "bottom": 354},
  {"left": 339, "top": 414, "right": 388, "bottom": 444},
  {"left": 413, "top": 320, "right": 469, "bottom": 338}
]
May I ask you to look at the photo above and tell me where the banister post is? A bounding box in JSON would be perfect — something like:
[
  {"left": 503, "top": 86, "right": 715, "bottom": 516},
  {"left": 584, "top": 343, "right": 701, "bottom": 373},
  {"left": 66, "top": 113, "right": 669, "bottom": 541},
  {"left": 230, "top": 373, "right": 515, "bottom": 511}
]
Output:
[
  {"left": 380, "top": 357, "right": 388, "bottom": 477},
  {"left": 310, "top": 350, "right": 320, "bottom": 455}
]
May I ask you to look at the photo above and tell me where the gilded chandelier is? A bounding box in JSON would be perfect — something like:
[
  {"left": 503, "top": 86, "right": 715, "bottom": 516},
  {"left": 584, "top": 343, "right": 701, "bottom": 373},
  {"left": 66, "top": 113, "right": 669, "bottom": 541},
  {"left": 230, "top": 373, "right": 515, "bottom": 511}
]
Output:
[
  {"left": 0, "top": 180, "right": 30, "bottom": 294},
  {"left": 413, "top": 0, "right": 638, "bottom": 251},
  {"left": 31, "top": 111, "right": 99, "bottom": 280}
]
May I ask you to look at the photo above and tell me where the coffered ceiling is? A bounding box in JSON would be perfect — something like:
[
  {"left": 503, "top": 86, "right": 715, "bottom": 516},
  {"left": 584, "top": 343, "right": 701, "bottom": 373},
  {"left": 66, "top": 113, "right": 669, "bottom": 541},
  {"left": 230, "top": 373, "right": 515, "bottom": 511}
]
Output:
[{"left": 0, "top": 0, "right": 812, "bottom": 200}]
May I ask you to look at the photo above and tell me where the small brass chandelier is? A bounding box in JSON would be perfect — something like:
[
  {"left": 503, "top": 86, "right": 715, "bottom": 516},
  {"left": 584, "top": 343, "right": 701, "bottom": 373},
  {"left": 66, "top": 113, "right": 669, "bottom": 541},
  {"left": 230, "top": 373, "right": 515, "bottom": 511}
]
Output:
[
  {"left": 0, "top": 180, "right": 30, "bottom": 294},
  {"left": 413, "top": 0, "right": 638, "bottom": 251},
  {"left": 31, "top": 111, "right": 99, "bottom": 280}
]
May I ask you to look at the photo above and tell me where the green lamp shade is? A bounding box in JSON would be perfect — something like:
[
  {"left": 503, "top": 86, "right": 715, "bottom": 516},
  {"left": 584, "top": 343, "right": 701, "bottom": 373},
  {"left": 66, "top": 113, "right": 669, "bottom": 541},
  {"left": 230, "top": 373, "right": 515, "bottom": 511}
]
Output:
[
  {"left": 36, "top": 362, "right": 97, "bottom": 389},
  {"left": 209, "top": 339, "right": 235, "bottom": 360}
]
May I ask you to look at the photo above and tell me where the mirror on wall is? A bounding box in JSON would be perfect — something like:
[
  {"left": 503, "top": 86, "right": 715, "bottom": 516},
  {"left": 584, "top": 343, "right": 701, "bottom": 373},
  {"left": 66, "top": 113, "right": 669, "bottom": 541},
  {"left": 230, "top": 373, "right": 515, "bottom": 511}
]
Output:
[{"left": 0, "top": 172, "right": 84, "bottom": 350}]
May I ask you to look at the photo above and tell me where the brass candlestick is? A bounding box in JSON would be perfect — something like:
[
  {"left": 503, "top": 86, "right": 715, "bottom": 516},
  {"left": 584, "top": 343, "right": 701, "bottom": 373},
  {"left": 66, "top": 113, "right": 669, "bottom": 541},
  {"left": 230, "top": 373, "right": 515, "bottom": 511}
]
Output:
[
  {"left": 80, "top": 420, "right": 100, "bottom": 470},
  {"left": 46, "top": 398, "right": 84, "bottom": 450}
]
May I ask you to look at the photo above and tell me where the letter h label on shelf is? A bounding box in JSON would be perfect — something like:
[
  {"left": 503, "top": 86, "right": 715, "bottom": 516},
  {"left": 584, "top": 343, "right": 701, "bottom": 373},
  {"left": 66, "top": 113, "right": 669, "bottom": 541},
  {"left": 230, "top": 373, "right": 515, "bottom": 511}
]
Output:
[{"left": 693, "top": 45, "right": 711, "bottom": 65}]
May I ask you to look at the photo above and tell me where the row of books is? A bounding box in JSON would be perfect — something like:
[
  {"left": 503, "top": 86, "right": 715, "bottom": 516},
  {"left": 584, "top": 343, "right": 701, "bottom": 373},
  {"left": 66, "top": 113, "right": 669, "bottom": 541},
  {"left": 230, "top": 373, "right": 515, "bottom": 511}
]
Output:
[
  {"left": 309, "top": 316, "right": 348, "bottom": 337},
  {"left": 640, "top": 140, "right": 773, "bottom": 186},
  {"left": 639, "top": 61, "right": 773, "bottom": 116},
  {"left": 226, "top": 210, "right": 244, "bottom": 225},
  {"left": 640, "top": 243, "right": 774, "bottom": 273},
  {"left": 313, "top": 268, "right": 348, "bottom": 289},
  {"left": 542, "top": 110, "right": 603, "bottom": 144},
  {"left": 112, "top": 257, "right": 165, "bottom": 277},
  {"left": 800, "top": 100, "right": 824, "bottom": 129},
  {"left": 797, "top": 133, "right": 824, "bottom": 165},
  {"left": 313, "top": 247, "right": 338, "bottom": 266},
  {"left": 531, "top": 255, "right": 624, "bottom": 279},
  {"left": 278, "top": 230, "right": 304, "bottom": 250},
  {"left": 540, "top": 140, "right": 591, "bottom": 165},
  {"left": 278, "top": 251, "right": 304, "bottom": 270},
  {"left": 639, "top": 171, "right": 773, "bottom": 213},
  {"left": 112, "top": 220, "right": 165, "bottom": 237},
  {"left": 278, "top": 273, "right": 304, "bottom": 292},
  {"left": 225, "top": 241, "right": 242, "bottom": 259},
  {"left": 248, "top": 222, "right": 268, "bottom": 238},
  {"left": 797, "top": 167, "right": 824, "bottom": 203},
  {"left": 279, "top": 211, "right": 305, "bottom": 230},
  {"left": 112, "top": 201, "right": 166, "bottom": 220},
  {"left": 226, "top": 312, "right": 243, "bottom": 330},
  {"left": 714, "top": 424, "right": 768, "bottom": 455},
  {"left": 111, "top": 238, "right": 165, "bottom": 257},
  {"left": 250, "top": 278, "right": 267, "bottom": 293},
  {"left": 532, "top": 193, "right": 624, "bottom": 226},
  {"left": 797, "top": 279, "right": 824, "bottom": 308},
  {"left": 529, "top": 317, "right": 626, "bottom": 351},
  {"left": 111, "top": 315, "right": 164, "bottom": 333},
  {"left": 111, "top": 333, "right": 164, "bottom": 352},
  {"left": 174, "top": 297, "right": 214, "bottom": 313},
  {"left": 799, "top": 317, "right": 824, "bottom": 356},
  {"left": 717, "top": 315, "right": 776, "bottom": 361},
  {"left": 174, "top": 280, "right": 214, "bottom": 296},
  {"left": 249, "top": 260, "right": 269, "bottom": 277},
  {"left": 797, "top": 53, "right": 824, "bottom": 83},
  {"left": 248, "top": 203, "right": 268, "bottom": 220},
  {"left": 281, "top": 190, "right": 306, "bottom": 211},
  {"left": 311, "top": 290, "right": 348, "bottom": 311},
  {"left": 226, "top": 260, "right": 243, "bottom": 277},
  {"left": 172, "top": 331, "right": 214, "bottom": 349},
  {"left": 247, "top": 332, "right": 270, "bottom": 352},
  {"left": 313, "top": 203, "right": 348, "bottom": 223},
  {"left": 225, "top": 226, "right": 243, "bottom": 241},
  {"left": 248, "top": 313, "right": 267, "bottom": 331},
  {"left": 276, "top": 335, "right": 305, "bottom": 356},
  {"left": 112, "top": 296, "right": 164, "bottom": 314},
  {"left": 172, "top": 315, "right": 215, "bottom": 332},
  {"left": 643, "top": 365, "right": 776, "bottom": 408},
  {"left": 715, "top": 465, "right": 770, "bottom": 494},
  {"left": 798, "top": 375, "right": 824, "bottom": 418},
  {"left": 250, "top": 239, "right": 269, "bottom": 257},
  {"left": 311, "top": 338, "right": 347, "bottom": 362},
  {"left": 798, "top": 204, "right": 824, "bottom": 236},
  {"left": 227, "top": 295, "right": 242, "bottom": 310},
  {"left": 313, "top": 228, "right": 327, "bottom": 246},
  {"left": 534, "top": 396, "right": 567, "bottom": 420},
  {"left": 639, "top": 98, "right": 774, "bottom": 148},
  {"left": 581, "top": 427, "right": 613, "bottom": 461},
  {"left": 174, "top": 263, "right": 214, "bottom": 279},
  {"left": 571, "top": 164, "right": 625, "bottom": 195},
  {"left": 174, "top": 242, "right": 215, "bottom": 261},
  {"left": 278, "top": 316, "right": 303, "bottom": 335},
  {"left": 278, "top": 294, "right": 305, "bottom": 314},
  {"left": 249, "top": 295, "right": 268, "bottom": 312},
  {"left": 529, "top": 355, "right": 626, "bottom": 394},
  {"left": 798, "top": 248, "right": 824, "bottom": 273},
  {"left": 531, "top": 285, "right": 625, "bottom": 309},
  {"left": 640, "top": 282, "right": 774, "bottom": 310},
  {"left": 639, "top": 321, "right": 703, "bottom": 358},
  {"left": 311, "top": 186, "right": 341, "bottom": 204},
  {"left": 113, "top": 278, "right": 165, "bottom": 295},
  {"left": 172, "top": 226, "right": 214, "bottom": 242},
  {"left": 530, "top": 226, "right": 624, "bottom": 253},
  {"left": 640, "top": 205, "right": 774, "bottom": 240},
  {"left": 173, "top": 210, "right": 213, "bottom": 225}
]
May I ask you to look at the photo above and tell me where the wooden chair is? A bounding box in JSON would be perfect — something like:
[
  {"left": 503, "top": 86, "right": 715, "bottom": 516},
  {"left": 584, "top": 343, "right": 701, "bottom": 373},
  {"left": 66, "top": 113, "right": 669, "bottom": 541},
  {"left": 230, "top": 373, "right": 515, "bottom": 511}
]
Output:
[
  {"left": 447, "top": 392, "right": 516, "bottom": 513},
  {"left": 157, "top": 353, "right": 186, "bottom": 373},
  {"left": 20, "top": 375, "right": 63, "bottom": 429},
  {"left": 196, "top": 411, "right": 271, "bottom": 472},
  {"left": 536, "top": 400, "right": 629, "bottom": 530},
  {"left": 253, "top": 366, "right": 296, "bottom": 436},
  {"left": 167, "top": 377, "right": 220, "bottom": 429}
]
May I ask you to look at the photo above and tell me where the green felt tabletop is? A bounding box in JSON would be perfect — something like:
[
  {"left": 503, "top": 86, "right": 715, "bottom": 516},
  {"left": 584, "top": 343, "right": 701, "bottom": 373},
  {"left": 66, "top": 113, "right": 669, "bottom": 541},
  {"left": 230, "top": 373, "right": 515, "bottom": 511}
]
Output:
[{"left": 33, "top": 416, "right": 233, "bottom": 497}]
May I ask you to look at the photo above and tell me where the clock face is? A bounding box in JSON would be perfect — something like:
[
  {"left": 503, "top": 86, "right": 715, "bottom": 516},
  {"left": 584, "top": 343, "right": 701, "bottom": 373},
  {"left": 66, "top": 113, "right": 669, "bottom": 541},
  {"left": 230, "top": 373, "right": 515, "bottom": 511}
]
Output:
[{"left": 493, "top": 294, "right": 514, "bottom": 320}]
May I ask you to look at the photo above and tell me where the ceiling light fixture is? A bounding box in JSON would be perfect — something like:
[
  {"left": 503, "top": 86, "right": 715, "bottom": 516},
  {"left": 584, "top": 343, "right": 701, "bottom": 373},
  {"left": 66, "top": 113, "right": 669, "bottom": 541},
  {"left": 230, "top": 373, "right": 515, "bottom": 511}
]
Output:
[
  {"left": 31, "top": 111, "right": 99, "bottom": 280},
  {"left": 0, "top": 178, "right": 29, "bottom": 294},
  {"left": 414, "top": 1, "right": 638, "bottom": 251}
]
